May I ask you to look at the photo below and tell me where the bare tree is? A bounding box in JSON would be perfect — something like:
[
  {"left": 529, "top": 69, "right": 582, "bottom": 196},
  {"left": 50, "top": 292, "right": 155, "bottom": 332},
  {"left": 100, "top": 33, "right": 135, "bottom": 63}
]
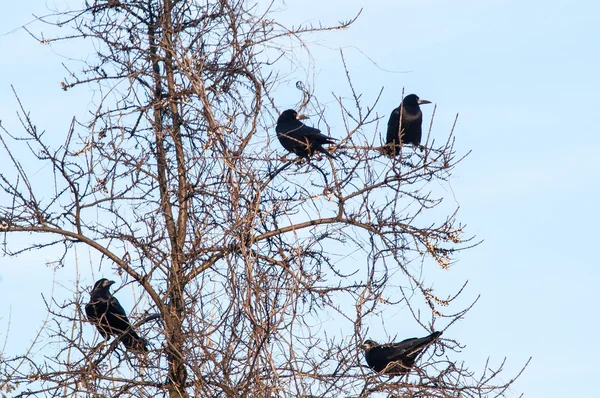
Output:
[{"left": 0, "top": 1, "right": 528, "bottom": 397}]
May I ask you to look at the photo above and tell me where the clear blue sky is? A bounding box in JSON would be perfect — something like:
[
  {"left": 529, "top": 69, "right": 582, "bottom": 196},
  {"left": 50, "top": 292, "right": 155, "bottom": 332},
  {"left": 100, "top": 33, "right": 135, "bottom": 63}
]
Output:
[{"left": 1, "top": 1, "right": 599, "bottom": 396}]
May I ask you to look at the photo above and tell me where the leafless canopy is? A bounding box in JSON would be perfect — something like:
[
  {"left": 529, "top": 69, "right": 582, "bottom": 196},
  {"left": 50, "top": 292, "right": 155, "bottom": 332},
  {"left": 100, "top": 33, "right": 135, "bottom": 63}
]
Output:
[{"left": 0, "top": 1, "right": 528, "bottom": 397}]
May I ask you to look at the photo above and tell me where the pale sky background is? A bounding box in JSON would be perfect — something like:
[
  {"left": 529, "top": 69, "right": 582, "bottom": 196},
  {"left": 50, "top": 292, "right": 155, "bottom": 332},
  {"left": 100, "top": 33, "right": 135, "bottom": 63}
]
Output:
[{"left": 1, "top": 1, "right": 599, "bottom": 397}]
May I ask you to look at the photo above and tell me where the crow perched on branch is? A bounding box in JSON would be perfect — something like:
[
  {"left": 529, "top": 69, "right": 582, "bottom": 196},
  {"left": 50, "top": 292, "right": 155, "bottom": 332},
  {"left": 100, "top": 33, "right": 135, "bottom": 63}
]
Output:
[
  {"left": 385, "top": 94, "right": 431, "bottom": 153},
  {"left": 361, "top": 331, "right": 442, "bottom": 375},
  {"left": 85, "top": 278, "right": 148, "bottom": 352},
  {"left": 276, "top": 109, "right": 337, "bottom": 159}
]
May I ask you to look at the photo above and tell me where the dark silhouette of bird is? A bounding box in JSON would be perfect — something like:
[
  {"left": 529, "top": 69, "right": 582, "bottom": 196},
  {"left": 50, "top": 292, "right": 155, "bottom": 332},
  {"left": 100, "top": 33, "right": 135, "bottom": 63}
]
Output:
[
  {"left": 85, "top": 278, "right": 148, "bottom": 352},
  {"left": 361, "top": 331, "right": 442, "bottom": 375},
  {"left": 276, "top": 109, "right": 336, "bottom": 159},
  {"left": 385, "top": 94, "right": 432, "bottom": 153}
]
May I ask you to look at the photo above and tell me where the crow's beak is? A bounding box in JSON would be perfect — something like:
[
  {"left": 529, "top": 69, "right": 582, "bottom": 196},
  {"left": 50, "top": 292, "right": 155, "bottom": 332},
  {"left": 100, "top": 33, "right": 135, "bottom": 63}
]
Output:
[
  {"left": 417, "top": 99, "right": 432, "bottom": 105},
  {"left": 108, "top": 280, "right": 116, "bottom": 286},
  {"left": 296, "top": 114, "right": 310, "bottom": 120}
]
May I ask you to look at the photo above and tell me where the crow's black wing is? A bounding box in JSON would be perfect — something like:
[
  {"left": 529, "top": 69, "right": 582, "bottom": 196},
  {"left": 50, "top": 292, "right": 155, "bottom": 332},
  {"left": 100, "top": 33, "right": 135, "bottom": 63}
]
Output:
[
  {"left": 378, "top": 339, "right": 418, "bottom": 362},
  {"left": 277, "top": 122, "right": 336, "bottom": 158},
  {"left": 292, "top": 124, "right": 336, "bottom": 145},
  {"left": 106, "top": 296, "right": 134, "bottom": 333},
  {"left": 85, "top": 301, "right": 97, "bottom": 321},
  {"left": 390, "top": 332, "right": 441, "bottom": 361},
  {"left": 85, "top": 300, "right": 109, "bottom": 338},
  {"left": 386, "top": 107, "right": 401, "bottom": 145},
  {"left": 108, "top": 297, "right": 148, "bottom": 352},
  {"left": 87, "top": 298, "right": 118, "bottom": 338}
]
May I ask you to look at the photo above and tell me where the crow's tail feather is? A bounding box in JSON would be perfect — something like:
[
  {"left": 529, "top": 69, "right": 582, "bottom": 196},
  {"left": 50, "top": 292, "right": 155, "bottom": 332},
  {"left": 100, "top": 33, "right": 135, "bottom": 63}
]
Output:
[
  {"left": 121, "top": 330, "right": 148, "bottom": 353},
  {"left": 316, "top": 145, "right": 336, "bottom": 159}
]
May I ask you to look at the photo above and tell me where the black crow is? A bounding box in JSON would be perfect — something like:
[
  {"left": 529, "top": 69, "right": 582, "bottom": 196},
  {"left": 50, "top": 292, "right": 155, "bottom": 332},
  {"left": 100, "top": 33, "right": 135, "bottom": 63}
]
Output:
[
  {"left": 385, "top": 94, "right": 432, "bottom": 153},
  {"left": 85, "top": 278, "right": 148, "bottom": 352},
  {"left": 361, "top": 331, "right": 442, "bottom": 375},
  {"left": 276, "top": 109, "right": 336, "bottom": 159}
]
